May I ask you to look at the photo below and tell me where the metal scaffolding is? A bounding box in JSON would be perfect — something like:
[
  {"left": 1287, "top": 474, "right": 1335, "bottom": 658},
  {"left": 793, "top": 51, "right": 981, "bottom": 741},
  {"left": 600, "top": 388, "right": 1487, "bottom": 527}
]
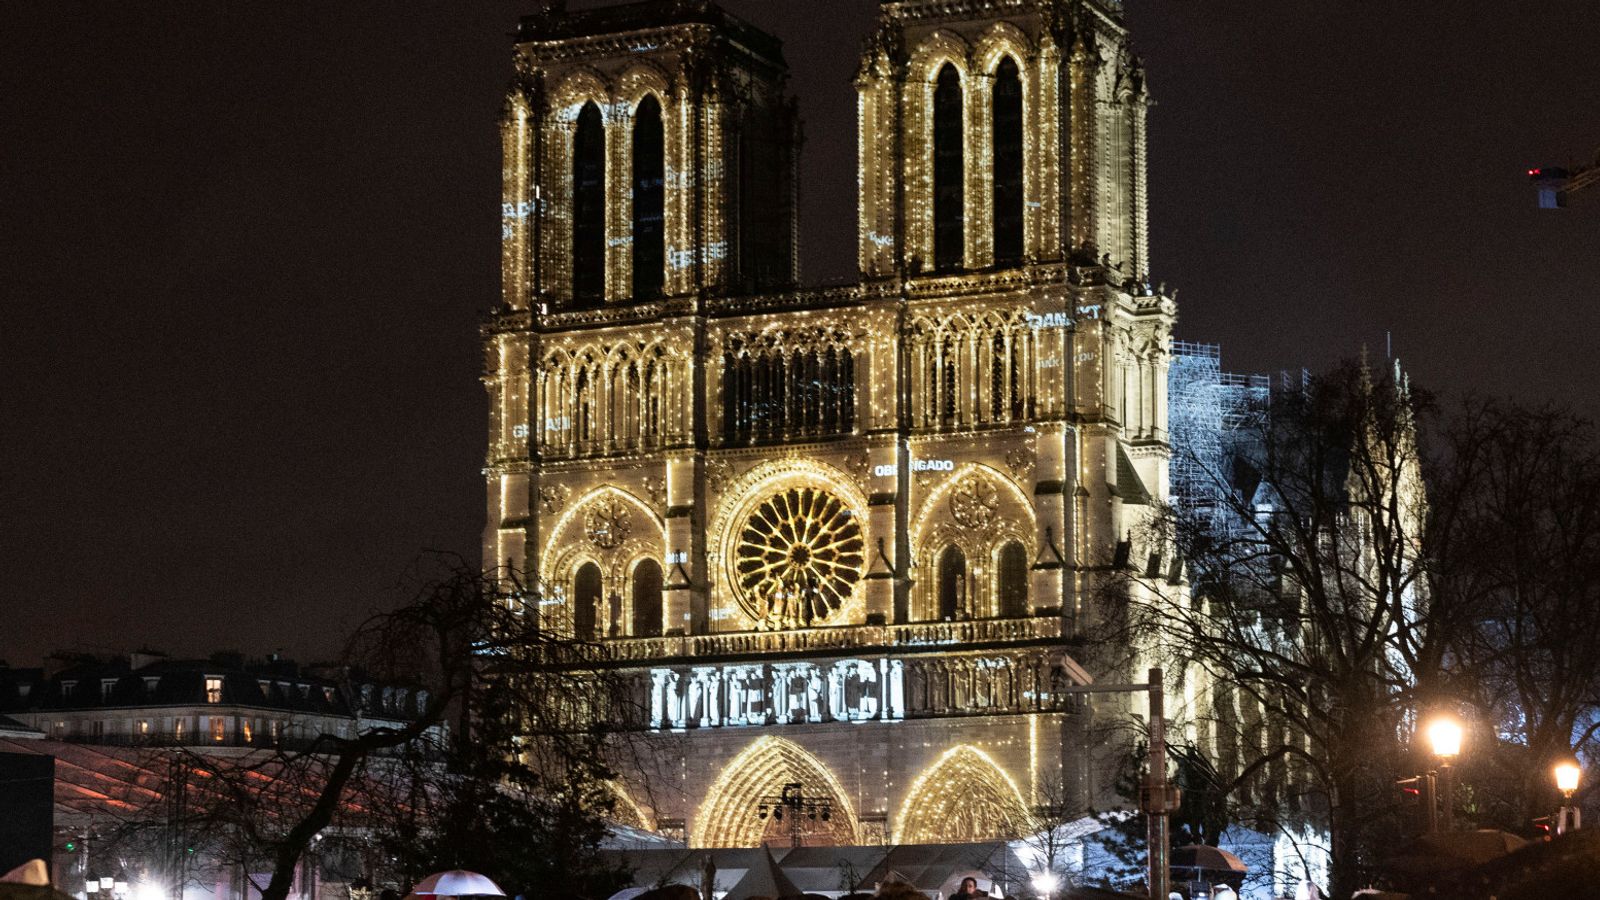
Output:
[{"left": 1168, "top": 342, "right": 1269, "bottom": 520}]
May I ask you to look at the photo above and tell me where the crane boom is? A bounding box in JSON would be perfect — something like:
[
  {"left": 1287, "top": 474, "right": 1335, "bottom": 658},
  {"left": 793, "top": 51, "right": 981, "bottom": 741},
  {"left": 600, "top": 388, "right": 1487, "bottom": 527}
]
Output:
[{"left": 1530, "top": 148, "right": 1600, "bottom": 208}]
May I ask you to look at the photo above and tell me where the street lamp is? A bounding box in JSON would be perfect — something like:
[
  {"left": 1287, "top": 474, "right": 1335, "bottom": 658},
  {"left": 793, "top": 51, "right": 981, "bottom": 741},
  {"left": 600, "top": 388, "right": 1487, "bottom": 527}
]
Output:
[
  {"left": 1426, "top": 715, "right": 1463, "bottom": 831},
  {"left": 1554, "top": 760, "right": 1582, "bottom": 834}
]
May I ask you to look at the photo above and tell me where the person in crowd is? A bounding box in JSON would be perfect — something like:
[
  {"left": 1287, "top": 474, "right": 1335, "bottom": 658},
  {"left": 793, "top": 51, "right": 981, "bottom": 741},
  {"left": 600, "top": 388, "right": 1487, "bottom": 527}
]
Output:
[{"left": 951, "top": 877, "right": 983, "bottom": 900}]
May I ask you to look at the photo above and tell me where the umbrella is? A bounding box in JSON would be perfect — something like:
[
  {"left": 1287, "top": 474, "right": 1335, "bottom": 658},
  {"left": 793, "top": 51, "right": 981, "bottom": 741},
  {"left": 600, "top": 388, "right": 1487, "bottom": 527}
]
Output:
[
  {"left": 633, "top": 887, "right": 700, "bottom": 900},
  {"left": 1169, "top": 845, "right": 1248, "bottom": 875},
  {"left": 412, "top": 871, "right": 507, "bottom": 897}
]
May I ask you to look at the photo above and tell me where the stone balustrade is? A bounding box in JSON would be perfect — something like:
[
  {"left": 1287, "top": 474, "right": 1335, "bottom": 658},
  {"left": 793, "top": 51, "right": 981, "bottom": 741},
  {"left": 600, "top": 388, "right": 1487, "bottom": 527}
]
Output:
[{"left": 590, "top": 615, "right": 1065, "bottom": 664}]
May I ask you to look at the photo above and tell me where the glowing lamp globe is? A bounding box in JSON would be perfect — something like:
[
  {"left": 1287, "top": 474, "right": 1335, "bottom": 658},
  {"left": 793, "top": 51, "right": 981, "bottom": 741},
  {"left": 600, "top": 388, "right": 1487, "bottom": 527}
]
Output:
[
  {"left": 1030, "top": 872, "right": 1060, "bottom": 896},
  {"left": 1555, "top": 761, "right": 1581, "bottom": 795},
  {"left": 1426, "top": 716, "right": 1463, "bottom": 759}
]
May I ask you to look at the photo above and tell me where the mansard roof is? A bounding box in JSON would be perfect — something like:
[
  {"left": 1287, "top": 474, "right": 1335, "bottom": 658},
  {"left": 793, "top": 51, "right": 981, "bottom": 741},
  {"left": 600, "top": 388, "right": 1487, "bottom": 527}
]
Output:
[{"left": 0, "top": 653, "right": 427, "bottom": 722}]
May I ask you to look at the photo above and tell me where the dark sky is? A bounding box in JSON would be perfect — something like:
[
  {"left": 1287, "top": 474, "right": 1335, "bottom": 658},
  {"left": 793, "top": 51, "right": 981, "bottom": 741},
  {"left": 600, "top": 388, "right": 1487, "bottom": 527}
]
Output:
[{"left": 3, "top": 1, "right": 1597, "bottom": 666}]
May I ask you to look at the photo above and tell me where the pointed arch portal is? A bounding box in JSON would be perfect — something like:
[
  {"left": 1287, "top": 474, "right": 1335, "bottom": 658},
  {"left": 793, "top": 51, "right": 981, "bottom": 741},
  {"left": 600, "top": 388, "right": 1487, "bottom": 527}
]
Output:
[
  {"left": 692, "top": 736, "right": 860, "bottom": 848},
  {"left": 894, "top": 745, "right": 1031, "bottom": 844}
]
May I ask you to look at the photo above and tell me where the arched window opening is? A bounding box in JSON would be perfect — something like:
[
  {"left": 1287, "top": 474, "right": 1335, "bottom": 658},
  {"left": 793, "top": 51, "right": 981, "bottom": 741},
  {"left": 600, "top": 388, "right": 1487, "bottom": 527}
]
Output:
[
  {"left": 822, "top": 347, "right": 839, "bottom": 434},
  {"left": 723, "top": 343, "right": 856, "bottom": 443},
  {"left": 632, "top": 96, "right": 665, "bottom": 300},
  {"left": 632, "top": 559, "right": 663, "bottom": 638},
  {"left": 572, "top": 102, "right": 607, "bottom": 306},
  {"left": 992, "top": 57, "right": 1024, "bottom": 267},
  {"left": 723, "top": 353, "right": 741, "bottom": 444},
  {"left": 932, "top": 64, "right": 965, "bottom": 273},
  {"left": 990, "top": 332, "right": 1007, "bottom": 421},
  {"left": 840, "top": 349, "right": 855, "bottom": 432},
  {"left": 768, "top": 355, "right": 787, "bottom": 440},
  {"left": 575, "top": 368, "right": 592, "bottom": 447},
  {"left": 788, "top": 349, "right": 805, "bottom": 434},
  {"left": 937, "top": 546, "right": 967, "bottom": 621},
  {"left": 1010, "top": 334, "right": 1026, "bottom": 419},
  {"left": 625, "top": 363, "right": 641, "bottom": 446},
  {"left": 997, "top": 541, "right": 1029, "bottom": 617},
  {"left": 941, "top": 336, "right": 959, "bottom": 425},
  {"left": 574, "top": 562, "right": 602, "bottom": 640}
]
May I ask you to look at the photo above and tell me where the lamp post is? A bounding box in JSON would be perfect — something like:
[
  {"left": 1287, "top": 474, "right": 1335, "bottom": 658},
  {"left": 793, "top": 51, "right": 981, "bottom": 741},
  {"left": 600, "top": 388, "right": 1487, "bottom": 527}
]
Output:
[
  {"left": 1056, "top": 668, "right": 1178, "bottom": 900},
  {"left": 1554, "top": 760, "right": 1582, "bottom": 835},
  {"left": 1426, "top": 715, "right": 1463, "bottom": 832}
]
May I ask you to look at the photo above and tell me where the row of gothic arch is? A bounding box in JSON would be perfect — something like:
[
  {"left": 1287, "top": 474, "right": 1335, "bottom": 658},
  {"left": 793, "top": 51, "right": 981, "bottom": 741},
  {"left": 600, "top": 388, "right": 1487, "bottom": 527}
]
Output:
[
  {"left": 542, "top": 460, "right": 1041, "bottom": 637},
  {"left": 616, "top": 736, "right": 1034, "bottom": 847},
  {"left": 532, "top": 311, "right": 1044, "bottom": 458}
]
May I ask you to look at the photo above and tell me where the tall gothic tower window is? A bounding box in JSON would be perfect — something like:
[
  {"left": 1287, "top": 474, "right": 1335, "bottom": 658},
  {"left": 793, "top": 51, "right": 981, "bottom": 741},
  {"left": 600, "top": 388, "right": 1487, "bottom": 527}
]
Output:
[
  {"left": 574, "top": 562, "right": 602, "bottom": 640},
  {"left": 937, "top": 545, "right": 966, "bottom": 620},
  {"left": 992, "top": 57, "right": 1024, "bottom": 267},
  {"left": 572, "top": 102, "right": 606, "bottom": 306},
  {"left": 997, "top": 540, "right": 1028, "bottom": 617},
  {"left": 932, "top": 64, "right": 965, "bottom": 273},
  {"left": 632, "top": 559, "right": 663, "bottom": 637},
  {"left": 632, "top": 96, "right": 666, "bottom": 300}
]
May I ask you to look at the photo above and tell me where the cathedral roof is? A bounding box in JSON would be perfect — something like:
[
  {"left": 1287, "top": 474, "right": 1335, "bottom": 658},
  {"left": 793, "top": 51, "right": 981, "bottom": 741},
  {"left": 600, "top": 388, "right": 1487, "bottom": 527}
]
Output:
[{"left": 518, "top": 1, "right": 785, "bottom": 67}]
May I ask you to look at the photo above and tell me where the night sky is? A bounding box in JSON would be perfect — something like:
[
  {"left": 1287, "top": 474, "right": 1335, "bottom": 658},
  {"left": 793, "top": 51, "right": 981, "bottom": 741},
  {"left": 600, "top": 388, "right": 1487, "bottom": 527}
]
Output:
[{"left": 3, "top": 1, "right": 1597, "bottom": 666}]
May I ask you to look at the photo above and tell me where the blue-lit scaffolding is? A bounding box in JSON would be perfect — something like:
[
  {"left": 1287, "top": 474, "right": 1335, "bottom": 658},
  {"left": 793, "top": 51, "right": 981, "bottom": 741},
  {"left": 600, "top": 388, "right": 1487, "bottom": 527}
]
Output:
[{"left": 1168, "top": 342, "right": 1269, "bottom": 521}]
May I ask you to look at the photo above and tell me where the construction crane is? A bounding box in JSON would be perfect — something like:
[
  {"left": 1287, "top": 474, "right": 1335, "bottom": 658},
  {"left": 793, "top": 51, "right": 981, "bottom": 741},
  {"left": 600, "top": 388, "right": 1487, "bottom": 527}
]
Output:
[{"left": 1529, "top": 147, "right": 1600, "bottom": 208}]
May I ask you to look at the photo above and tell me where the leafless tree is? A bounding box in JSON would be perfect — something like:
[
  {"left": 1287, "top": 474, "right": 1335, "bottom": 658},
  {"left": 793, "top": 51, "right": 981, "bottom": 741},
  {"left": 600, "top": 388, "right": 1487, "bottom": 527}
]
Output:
[
  {"left": 1121, "top": 361, "right": 1452, "bottom": 898},
  {"left": 1432, "top": 400, "right": 1600, "bottom": 826},
  {"left": 114, "top": 558, "right": 640, "bottom": 900}
]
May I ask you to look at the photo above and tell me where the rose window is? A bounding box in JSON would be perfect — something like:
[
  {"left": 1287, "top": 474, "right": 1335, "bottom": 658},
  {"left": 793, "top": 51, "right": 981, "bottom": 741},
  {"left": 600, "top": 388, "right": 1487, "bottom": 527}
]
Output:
[
  {"left": 584, "top": 497, "right": 632, "bottom": 550},
  {"left": 734, "top": 487, "right": 864, "bottom": 628},
  {"left": 949, "top": 477, "right": 1000, "bottom": 529}
]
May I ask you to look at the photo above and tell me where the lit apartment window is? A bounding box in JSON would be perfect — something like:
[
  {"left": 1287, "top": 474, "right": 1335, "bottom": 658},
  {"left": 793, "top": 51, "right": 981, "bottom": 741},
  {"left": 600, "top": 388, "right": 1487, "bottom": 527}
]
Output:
[
  {"left": 174, "top": 718, "right": 186, "bottom": 741},
  {"left": 205, "top": 677, "right": 223, "bottom": 704},
  {"left": 210, "top": 716, "right": 226, "bottom": 742},
  {"left": 323, "top": 687, "right": 335, "bottom": 705},
  {"left": 270, "top": 719, "right": 283, "bottom": 742},
  {"left": 242, "top": 719, "right": 253, "bottom": 742},
  {"left": 137, "top": 720, "right": 150, "bottom": 735}
]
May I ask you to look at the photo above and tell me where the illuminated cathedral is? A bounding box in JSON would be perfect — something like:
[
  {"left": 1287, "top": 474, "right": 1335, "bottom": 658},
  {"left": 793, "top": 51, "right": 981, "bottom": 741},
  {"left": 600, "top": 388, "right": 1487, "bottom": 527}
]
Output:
[{"left": 481, "top": 0, "right": 1177, "bottom": 847}]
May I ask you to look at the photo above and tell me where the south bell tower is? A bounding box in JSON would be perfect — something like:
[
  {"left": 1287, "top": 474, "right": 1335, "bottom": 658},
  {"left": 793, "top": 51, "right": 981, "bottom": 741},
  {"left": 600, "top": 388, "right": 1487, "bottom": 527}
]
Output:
[{"left": 483, "top": 0, "right": 1179, "bottom": 849}]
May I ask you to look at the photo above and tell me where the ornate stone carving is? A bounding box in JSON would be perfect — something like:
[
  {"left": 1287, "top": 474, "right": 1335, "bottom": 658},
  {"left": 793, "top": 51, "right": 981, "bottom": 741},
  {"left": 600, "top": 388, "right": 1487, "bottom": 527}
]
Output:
[
  {"left": 584, "top": 497, "right": 632, "bottom": 550},
  {"left": 538, "top": 483, "right": 569, "bottom": 516},
  {"left": 842, "top": 452, "right": 872, "bottom": 492},
  {"left": 642, "top": 474, "right": 666, "bottom": 505},
  {"left": 949, "top": 476, "right": 1000, "bottom": 529},
  {"left": 706, "top": 459, "right": 734, "bottom": 494},
  {"left": 1004, "top": 446, "right": 1035, "bottom": 479}
]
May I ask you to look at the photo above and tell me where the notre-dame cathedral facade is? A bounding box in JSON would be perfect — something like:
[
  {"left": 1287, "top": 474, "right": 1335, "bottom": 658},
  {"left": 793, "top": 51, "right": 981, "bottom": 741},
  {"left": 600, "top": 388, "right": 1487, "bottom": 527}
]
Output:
[{"left": 482, "top": 0, "right": 1175, "bottom": 847}]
